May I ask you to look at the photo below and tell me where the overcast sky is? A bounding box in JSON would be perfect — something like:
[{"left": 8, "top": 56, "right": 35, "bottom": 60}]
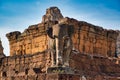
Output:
[{"left": 0, "top": 0, "right": 120, "bottom": 56}]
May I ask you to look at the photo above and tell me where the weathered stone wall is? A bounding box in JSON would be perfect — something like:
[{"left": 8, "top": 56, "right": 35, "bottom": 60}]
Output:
[
  {"left": 1, "top": 51, "right": 120, "bottom": 80},
  {"left": 0, "top": 51, "right": 52, "bottom": 80},
  {"left": 59, "top": 17, "right": 118, "bottom": 57},
  {"left": 70, "top": 52, "right": 120, "bottom": 77},
  {"left": 6, "top": 23, "right": 48, "bottom": 56}
]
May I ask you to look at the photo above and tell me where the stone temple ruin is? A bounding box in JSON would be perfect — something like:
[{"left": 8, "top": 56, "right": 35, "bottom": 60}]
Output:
[{"left": 0, "top": 7, "right": 120, "bottom": 80}]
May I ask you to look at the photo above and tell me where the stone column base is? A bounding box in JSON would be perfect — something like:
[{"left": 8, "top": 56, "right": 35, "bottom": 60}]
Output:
[{"left": 47, "top": 66, "right": 75, "bottom": 74}]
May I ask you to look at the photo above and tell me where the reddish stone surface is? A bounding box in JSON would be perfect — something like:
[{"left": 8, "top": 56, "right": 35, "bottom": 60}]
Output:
[
  {"left": 0, "top": 50, "right": 120, "bottom": 79},
  {"left": 60, "top": 17, "right": 118, "bottom": 57}
]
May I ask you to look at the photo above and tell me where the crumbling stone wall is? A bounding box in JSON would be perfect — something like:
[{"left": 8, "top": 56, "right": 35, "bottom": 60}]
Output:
[
  {"left": 70, "top": 52, "right": 120, "bottom": 77},
  {"left": 59, "top": 17, "right": 118, "bottom": 57},
  {"left": 1, "top": 51, "right": 120, "bottom": 80},
  {"left": 0, "top": 50, "right": 52, "bottom": 80},
  {"left": 6, "top": 23, "right": 48, "bottom": 56}
]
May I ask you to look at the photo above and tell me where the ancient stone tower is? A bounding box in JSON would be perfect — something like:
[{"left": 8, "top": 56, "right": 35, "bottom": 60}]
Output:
[
  {"left": 42, "top": 7, "right": 63, "bottom": 22},
  {"left": 1, "top": 7, "right": 120, "bottom": 80}
]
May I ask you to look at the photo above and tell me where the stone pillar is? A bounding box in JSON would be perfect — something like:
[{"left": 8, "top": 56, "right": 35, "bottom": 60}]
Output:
[{"left": 55, "top": 38, "right": 62, "bottom": 66}]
